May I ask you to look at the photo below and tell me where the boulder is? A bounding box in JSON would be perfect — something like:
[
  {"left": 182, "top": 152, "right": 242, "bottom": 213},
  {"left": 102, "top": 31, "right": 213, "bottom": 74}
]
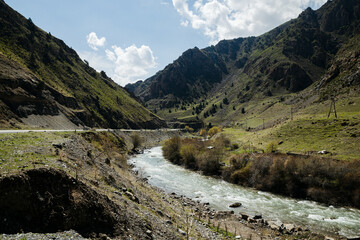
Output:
[
  {"left": 229, "top": 202, "right": 242, "bottom": 208},
  {"left": 284, "top": 224, "right": 296, "bottom": 233},
  {"left": 254, "top": 214, "right": 262, "bottom": 219},
  {"left": 268, "top": 221, "right": 284, "bottom": 231},
  {"left": 178, "top": 229, "right": 186, "bottom": 236},
  {"left": 240, "top": 213, "right": 249, "bottom": 221}
]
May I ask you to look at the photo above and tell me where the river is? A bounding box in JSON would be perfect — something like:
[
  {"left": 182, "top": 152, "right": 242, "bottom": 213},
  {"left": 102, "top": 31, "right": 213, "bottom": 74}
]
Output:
[{"left": 128, "top": 146, "right": 360, "bottom": 238}]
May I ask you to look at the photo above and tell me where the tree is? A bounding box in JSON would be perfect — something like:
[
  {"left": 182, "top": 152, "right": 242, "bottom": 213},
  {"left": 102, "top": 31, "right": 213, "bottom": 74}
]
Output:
[{"left": 223, "top": 98, "right": 229, "bottom": 105}]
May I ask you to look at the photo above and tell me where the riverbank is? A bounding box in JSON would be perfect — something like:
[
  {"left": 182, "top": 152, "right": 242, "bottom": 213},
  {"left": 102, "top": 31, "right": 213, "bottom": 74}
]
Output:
[
  {"left": 135, "top": 146, "right": 360, "bottom": 239},
  {"left": 0, "top": 130, "right": 340, "bottom": 239},
  {"left": 162, "top": 135, "right": 360, "bottom": 209},
  {"left": 0, "top": 130, "right": 212, "bottom": 239}
]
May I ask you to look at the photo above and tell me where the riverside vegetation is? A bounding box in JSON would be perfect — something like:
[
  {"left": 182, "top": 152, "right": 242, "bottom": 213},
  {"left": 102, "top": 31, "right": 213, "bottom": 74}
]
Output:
[
  {"left": 1, "top": 130, "right": 327, "bottom": 240},
  {"left": 162, "top": 128, "right": 360, "bottom": 209}
]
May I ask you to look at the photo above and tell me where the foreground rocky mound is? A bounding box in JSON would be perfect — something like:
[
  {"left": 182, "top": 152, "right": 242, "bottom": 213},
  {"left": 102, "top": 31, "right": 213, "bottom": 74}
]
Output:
[{"left": 0, "top": 168, "right": 123, "bottom": 237}]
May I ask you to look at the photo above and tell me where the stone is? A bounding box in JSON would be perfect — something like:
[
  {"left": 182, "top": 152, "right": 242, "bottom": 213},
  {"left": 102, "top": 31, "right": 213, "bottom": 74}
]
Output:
[
  {"left": 248, "top": 218, "right": 256, "bottom": 223},
  {"left": 125, "top": 191, "right": 139, "bottom": 204},
  {"left": 241, "top": 214, "right": 249, "bottom": 221},
  {"left": 156, "top": 210, "right": 164, "bottom": 217},
  {"left": 268, "top": 221, "right": 283, "bottom": 231},
  {"left": 254, "top": 214, "right": 262, "bottom": 219},
  {"left": 229, "top": 202, "right": 242, "bottom": 208},
  {"left": 114, "top": 191, "right": 122, "bottom": 196},
  {"left": 178, "top": 229, "right": 186, "bottom": 236},
  {"left": 52, "top": 143, "right": 63, "bottom": 149},
  {"left": 284, "top": 224, "right": 296, "bottom": 233},
  {"left": 318, "top": 150, "right": 330, "bottom": 154},
  {"left": 325, "top": 236, "right": 335, "bottom": 240}
]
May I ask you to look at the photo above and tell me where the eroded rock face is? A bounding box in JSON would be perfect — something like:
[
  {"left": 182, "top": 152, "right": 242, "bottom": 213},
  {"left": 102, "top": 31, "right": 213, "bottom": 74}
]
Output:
[
  {"left": 269, "top": 63, "right": 313, "bottom": 92},
  {"left": 0, "top": 168, "right": 120, "bottom": 237}
]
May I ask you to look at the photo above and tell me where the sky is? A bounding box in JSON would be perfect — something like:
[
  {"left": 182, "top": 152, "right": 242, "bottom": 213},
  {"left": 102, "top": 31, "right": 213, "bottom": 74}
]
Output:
[{"left": 6, "top": 0, "right": 327, "bottom": 86}]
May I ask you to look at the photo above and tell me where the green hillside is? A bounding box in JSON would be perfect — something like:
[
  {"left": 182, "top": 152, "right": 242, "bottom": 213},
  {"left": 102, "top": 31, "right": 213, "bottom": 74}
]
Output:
[
  {"left": 0, "top": 0, "right": 165, "bottom": 129},
  {"left": 126, "top": 0, "right": 359, "bottom": 127}
]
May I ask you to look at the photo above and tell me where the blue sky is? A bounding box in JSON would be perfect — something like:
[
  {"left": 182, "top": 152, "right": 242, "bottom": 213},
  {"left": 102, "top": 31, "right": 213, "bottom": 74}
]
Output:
[{"left": 6, "top": 0, "right": 326, "bottom": 86}]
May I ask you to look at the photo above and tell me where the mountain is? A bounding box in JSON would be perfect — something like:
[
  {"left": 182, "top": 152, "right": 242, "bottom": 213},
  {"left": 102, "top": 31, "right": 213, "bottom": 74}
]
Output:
[
  {"left": 126, "top": 0, "right": 360, "bottom": 126},
  {"left": 0, "top": 0, "right": 165, "bottom": 129}
]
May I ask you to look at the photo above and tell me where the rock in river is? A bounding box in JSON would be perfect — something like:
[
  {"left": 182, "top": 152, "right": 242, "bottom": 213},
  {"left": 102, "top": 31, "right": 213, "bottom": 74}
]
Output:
[{"left": 229, "top": 202, "right": 242, "bottom": 208}]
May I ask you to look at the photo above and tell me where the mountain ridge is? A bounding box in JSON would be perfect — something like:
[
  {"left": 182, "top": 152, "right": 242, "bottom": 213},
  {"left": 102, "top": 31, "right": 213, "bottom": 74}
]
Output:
[
  {"left": 126, "top": 0, "right": 360, "bottom": 125},
  {"left": 0, "top": 0, "right": 165, "bottom": 129}
]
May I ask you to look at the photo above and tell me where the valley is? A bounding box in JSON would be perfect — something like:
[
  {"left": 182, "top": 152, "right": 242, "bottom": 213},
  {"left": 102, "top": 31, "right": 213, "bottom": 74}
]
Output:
[{"left": 0, "top": 0, "right": 359, "bottom": 239}]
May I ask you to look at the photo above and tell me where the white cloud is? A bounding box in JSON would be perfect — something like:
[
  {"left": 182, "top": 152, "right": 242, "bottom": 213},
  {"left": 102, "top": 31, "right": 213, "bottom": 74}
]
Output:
[
  {"left": 86, "top": 32, "right": 106, "bottom": 50},
  {"left": 181, "top": 20, "right": 189, "bottom": 27},
  {"left": 78, "top": 50, "right": 114, "bottom": 75},
  {"left": 172, "top": 0, "right": 327, "bottom": 44},
  {"left": 105, "top": 44, "right": 157, "bottom": 86},
  {"left": 81, "top": 36, "right": 157, "bottom": 86}
]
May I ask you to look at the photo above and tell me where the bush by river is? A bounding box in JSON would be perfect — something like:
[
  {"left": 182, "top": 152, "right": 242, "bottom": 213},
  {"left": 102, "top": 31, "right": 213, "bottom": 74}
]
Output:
[{"left": 162, "top": 136, "right": 360, "bottom": 208}]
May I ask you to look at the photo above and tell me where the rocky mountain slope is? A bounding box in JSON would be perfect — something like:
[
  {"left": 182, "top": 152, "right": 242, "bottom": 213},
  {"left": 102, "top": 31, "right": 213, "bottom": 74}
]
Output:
[
  {"left": 0, "top": 0, "right": 165, "bottom": 129},
  {"left": 126, "top": 0, "right": 360, "bottom": 125}
]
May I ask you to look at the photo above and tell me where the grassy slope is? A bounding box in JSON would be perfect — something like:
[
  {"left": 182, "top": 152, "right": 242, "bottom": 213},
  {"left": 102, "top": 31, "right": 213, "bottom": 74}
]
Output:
[
  {"left": 222, "top": 95, "right": 360, "bottom": 161},
  {"left": 0, "top": 1, "right": 162, "bottom": 129},
  {"left": 155, "top": 29, "right": 360, "bottom": 161}
]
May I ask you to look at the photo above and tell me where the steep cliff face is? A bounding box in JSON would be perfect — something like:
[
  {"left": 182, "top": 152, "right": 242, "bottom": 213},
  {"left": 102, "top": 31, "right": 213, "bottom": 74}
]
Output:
[
  {"left": 0, "top": 1, "right": 165, "bottom": 129},
  {"left": 128, "top": 47, "right": 227, "bottom": 107},
  {"left": 126, "top": 0, "right": 360, "bottom": 119}
]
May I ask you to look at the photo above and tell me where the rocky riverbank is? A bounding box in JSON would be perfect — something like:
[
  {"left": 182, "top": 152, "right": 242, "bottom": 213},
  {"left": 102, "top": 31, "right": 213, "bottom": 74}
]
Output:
[{"left": 0, "top": 130, "right": 346, "bottom": 239}]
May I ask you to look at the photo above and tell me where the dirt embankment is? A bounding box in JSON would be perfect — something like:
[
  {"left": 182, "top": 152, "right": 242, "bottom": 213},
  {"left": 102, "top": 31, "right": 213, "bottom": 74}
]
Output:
[{"left": 0, "top": 130, "right": 221, "bottom": 239}]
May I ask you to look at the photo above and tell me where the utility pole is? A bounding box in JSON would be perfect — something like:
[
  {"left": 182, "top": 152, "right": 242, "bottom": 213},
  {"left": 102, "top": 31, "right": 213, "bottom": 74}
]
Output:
[{"left": 327, "top": 97, "right": 337, "bottom": 118}]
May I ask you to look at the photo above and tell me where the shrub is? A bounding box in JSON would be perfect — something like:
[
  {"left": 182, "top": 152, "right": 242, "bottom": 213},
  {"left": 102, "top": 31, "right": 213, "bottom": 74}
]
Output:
[
  {"left": 230, "top": 162, "right": 252, "bottom": 184},
  {"left": 197, "top": 150, "right": 222, "bottom": 175},
  {"left": 130, "top": 133, "right": 142, "bottom": 150},
  {"left": 208, "top": 126, "right": 221, "bottom": 138},
  {"left": 231, "top": 143, "right": 239, "bottom": 150},
  {"left": 228, "top": 154, "right": 249, "bottom": 169},
  {"left": 265, "top": 141, "right": 278, "bottom": 153},
  {"left": 180, "top": 144, "right": 197, "bottom": 169},
  {"left": 199, "top": 129, "right": 207, "bottom": 138},
  {"left": 184, "top": 126, "right": 194, "bottom": 133},
  {"left": 162, "top": 136, "right": 181, "bottom": 164},
  {"left": 214, "top": 135, "right": 231, "bottom": 148}
]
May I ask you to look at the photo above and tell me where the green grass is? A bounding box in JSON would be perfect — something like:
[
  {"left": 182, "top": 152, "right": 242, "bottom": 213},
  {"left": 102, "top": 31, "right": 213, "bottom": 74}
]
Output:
[
  {"left": 223, "top": 109, "right": 360, "bottom": 161},
  {"left": 0, "top": 132, "right": 69, "bottom": 174}
]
